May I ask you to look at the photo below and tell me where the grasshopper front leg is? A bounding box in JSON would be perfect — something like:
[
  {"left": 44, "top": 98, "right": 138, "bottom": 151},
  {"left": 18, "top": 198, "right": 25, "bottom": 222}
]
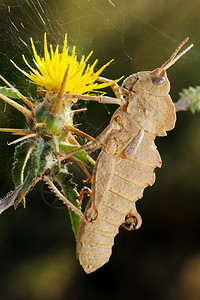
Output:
[
  {"left": 65, "top": 93, "right": 122, "bottom": 105},
  {"left": 65, "top": 76, "right": 124, "bottom": 106},
  {"left": 97, "top": 76, "right": 123, "bottom": 100},
  {"left": 60, "top": 121, "right": 118, "bottom": 161}
]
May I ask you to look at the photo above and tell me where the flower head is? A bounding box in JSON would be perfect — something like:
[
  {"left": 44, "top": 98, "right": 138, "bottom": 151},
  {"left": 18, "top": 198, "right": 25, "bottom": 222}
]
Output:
[{"left": 11, "top": 33, "right": 117, "bottom": 96}]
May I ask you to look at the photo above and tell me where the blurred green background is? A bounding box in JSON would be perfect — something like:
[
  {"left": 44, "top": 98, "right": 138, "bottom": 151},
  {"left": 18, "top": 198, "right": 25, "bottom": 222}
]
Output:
[{"left": 0, "top": 0, "right": 200, "bottom": 299}]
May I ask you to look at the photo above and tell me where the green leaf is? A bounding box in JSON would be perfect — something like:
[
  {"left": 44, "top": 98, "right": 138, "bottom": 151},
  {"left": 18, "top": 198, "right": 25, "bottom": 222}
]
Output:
[
  {"left": 0, "top": 86, "right": 20, "bottom": 99},
  {"left": 37, "top": 143, "right": 53, "bottom": 176},
  {"left": 14, "top": 138, "right": 52, "bottom": 207},
  {"left": 52, "top": 166, "right": 81, "bottom": 238},
  {"left": 59, "top": 144, "right": 88, "bottom": 164}
]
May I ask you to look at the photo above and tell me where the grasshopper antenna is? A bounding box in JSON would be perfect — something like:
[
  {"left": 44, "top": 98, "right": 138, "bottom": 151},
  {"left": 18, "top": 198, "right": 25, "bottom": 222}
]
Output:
[{"left": 160, "top": 37, "right": 193, "bottom": 71}]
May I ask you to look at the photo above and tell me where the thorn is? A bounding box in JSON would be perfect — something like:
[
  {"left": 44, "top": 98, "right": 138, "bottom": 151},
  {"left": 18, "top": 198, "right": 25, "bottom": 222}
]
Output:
[
  {"left": 34, "top": 123, "right": 45, "bottom": 129},
  {"left": 64, "top": 124, "right": 94, "bottom": 141},
  {"left": 52, "top": 135, "right": 61, "bottom": 168},
  {"left": 0, "top": 75, "right": 35, "bottom": 110},
  {"left": 73, "top": 108, "right": 87, "bottom": 114},
  {"left": 7, "top": 133, "right": 37, "bottom": 145},
  {"left": 59, "top": 64, "right": 70, "bottom": 96},
  {"left": 108, "top": 0, "right": 115, "bottom": 6},
  {"left": 0, "top": 128, "right": 31, "bottom": 135},
  {"left": 0, "top": 93, "right": 33, "bottom": 123},
  {"left": 51, "top": 65, "right": 70, "bottom": 116}
]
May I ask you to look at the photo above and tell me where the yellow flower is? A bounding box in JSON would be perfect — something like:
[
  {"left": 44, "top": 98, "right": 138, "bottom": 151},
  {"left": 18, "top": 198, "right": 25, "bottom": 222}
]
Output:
[{"left": 11, "top": 33, "right": 117, "bottom": 95}]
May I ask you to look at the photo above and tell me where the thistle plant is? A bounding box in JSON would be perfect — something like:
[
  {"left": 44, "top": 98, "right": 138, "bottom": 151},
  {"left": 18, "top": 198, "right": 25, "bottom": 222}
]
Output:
[
  {"left": 175, "top": 86, "right": 200, "bottom": 113},
  {"left": 0, "top": 34, "right": 198, "bottom": 240},
  {"left": 0, "top": 34, "right": 119, "bottom": 237}
]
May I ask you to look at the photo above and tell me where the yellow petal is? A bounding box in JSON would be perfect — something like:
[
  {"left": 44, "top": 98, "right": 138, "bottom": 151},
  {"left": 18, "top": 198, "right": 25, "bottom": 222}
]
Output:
[{"left": 12, "top": 34, "right": 121, "bottom": 97}]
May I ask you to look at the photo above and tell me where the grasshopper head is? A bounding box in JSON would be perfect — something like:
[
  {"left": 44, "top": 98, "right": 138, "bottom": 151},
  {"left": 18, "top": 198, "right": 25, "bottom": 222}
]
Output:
[
  {"left": 122, "top": 70, "right": 170, "bottom": 96},
  {"left": 122, "top": 37, "right": 193, "bottom": 97}
]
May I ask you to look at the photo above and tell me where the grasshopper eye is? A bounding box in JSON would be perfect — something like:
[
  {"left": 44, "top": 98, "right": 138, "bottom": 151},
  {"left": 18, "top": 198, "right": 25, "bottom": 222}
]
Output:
[
  {"left": 122, "top": 74, "right": 138, "bottom": 91},
  {"left": 152, "top": 76, "right": 165, "bottom": 85},
  {"left": 123, "top": 81, "right": 130, "bottom": 89}
]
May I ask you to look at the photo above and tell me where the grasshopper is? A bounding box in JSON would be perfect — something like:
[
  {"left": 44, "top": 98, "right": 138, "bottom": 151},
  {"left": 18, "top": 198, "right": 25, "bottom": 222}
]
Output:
[{"left": 51, "top": 38, "right": 193, "bottom": 273}]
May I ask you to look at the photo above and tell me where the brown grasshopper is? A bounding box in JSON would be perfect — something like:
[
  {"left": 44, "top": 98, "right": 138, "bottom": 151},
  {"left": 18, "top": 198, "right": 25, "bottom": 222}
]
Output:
[{"left": 47, "top": 38, "right": 193, "bottom": 273}]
